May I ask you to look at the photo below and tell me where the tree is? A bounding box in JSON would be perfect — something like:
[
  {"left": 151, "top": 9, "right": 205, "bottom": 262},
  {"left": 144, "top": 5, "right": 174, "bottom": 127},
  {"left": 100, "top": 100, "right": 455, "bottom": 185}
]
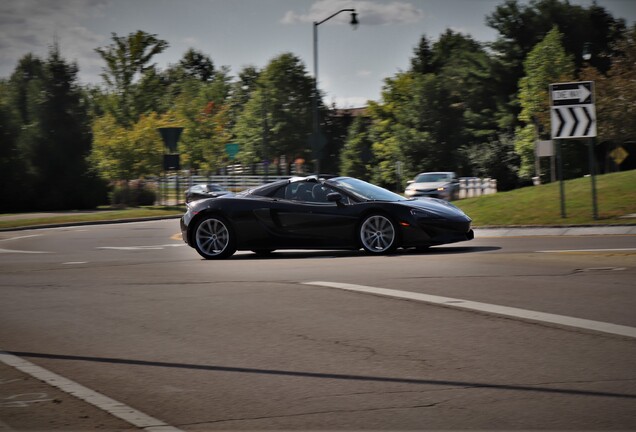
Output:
[
  {"left": 486, "top": 0, "right": 626, "bottom": 131},
  {"left": 410, "top": 35, "right": 434, "bottom": 75},
  {"left": 586, "top": 24, "right": 636, "bottom": 145},
  {"left": 340, "top": 116, "right": 373, "bottom": 180},
  {"left": 233, "top": 53, "right": 313, "bottom": 168},
  {"left": 515, "top": 26, "right": 574, "bottom": 179},
  {"left": 179, "top": 48, "right": 216, "bottom": 82},
  {"left": 2, "top": 46, "right": 107, "bottom": 211},
  {"left": 95, "top": 31, "right": 169, "bottom": 126},
  {"left": 364, "top": 30, "right": 496, "bottom": 189},
  {"left": 461, "top": 134, "right": 520, "bottom": 190},
  {"left": 90, "top": 112, "right": 163, "bottom": 182},
  {"left": 0, "top": 80, "right": 27, "bottom": 211}
]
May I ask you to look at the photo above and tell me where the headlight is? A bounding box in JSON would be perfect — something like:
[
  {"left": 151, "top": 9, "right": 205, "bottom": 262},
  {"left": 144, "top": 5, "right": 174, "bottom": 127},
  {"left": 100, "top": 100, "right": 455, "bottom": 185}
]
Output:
[{"left": 410, "top": 209, "right": 437, "bottom": 219}]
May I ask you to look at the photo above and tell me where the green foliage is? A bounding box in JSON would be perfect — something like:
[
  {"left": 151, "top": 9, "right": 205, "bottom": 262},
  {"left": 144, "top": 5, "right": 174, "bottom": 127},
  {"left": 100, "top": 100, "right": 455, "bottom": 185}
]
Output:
[
  {"left": 95, "top": 31, "right": 169, "bottom": 126},
  {"left": 365, "top": 31, "right": 496, "bottom": 189},
  {"left": 460, "top": 134, "right": 520, "bottom": 191},
  {"left": 90, "top": 112, "right": 163, "bottom": 181},
  {"left": 179, "top": 48, "right": 216, "bottom": 82},
  {"left": 486, "top": 0, "right": 626, "bottom": 131},
  {"left": 515, "top": 27, "right": 574, "bottom": 179},
  {"left": 340, "top": 116, "right": 373, "bottom": 180},
  {"left": 110, "top": 180, "right": 157, "bottom": 207},
  {"left": 1, "top": 46, "right": 107, "bottom": 211},
  {"left": 584, "top": 24, "right": 636, "bottom": 145},
  {"left": 233, "top": 53, "right": 313, "bottom": 167}
]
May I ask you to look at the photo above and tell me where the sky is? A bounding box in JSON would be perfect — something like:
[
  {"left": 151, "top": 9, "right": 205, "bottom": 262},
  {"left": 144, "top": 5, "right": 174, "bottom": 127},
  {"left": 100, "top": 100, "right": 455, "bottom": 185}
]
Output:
[{"left": 1, "top": 0, "right": 635, "bottom": 108}]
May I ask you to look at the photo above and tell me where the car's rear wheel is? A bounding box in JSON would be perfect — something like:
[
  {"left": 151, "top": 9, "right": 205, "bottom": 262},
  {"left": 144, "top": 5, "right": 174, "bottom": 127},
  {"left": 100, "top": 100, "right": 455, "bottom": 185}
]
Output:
[
  {"left": 193, "top": 215, "right": 236, "bottom": 259},
  {"left": 359, "top": 214, "right": 397, "bottom": 254}
]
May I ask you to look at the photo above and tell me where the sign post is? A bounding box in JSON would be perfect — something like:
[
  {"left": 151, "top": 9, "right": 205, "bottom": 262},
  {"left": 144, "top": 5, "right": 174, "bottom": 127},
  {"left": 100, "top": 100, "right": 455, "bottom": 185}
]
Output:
[
  {"left": 158, "top": 127, "right": 184, "bottom": 205},
  {"left": 225, "top": 143, "right": 240, "bottom": 191},
  {"left": 549, "top": 81, "right": 598, "bottom": 219}
]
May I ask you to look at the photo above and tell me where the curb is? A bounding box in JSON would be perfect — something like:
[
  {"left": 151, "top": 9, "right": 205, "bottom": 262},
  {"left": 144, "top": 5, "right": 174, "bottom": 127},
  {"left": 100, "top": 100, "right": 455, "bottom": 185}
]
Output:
[{"left": 0, "top": 215, "right": 182, "bottom": 232}]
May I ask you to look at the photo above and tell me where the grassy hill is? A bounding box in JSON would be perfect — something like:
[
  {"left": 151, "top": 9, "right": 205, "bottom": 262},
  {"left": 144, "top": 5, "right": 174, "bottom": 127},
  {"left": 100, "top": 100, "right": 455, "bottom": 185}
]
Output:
[{"left": 455, "top": 170, "right": 636, "bottom": 226}]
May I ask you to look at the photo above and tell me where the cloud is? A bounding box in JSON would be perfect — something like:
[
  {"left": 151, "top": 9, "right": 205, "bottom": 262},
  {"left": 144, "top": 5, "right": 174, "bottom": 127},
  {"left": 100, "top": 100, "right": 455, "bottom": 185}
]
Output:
[
  {"left": 282, "top": 0, "right": 425, "bottom": 25},
  {"left": 0, "top": 0, "right": 109, "bottom": 81}
]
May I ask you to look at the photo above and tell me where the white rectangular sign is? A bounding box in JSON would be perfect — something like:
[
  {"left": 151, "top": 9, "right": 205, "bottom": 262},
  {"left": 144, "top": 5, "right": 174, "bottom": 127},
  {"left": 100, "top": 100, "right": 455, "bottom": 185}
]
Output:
[
  {"left": 551, "top": 105, "right": 597, "bottom": 139},
  {"left": 550, "top": 81, "right": 596, "bottom": 139}
]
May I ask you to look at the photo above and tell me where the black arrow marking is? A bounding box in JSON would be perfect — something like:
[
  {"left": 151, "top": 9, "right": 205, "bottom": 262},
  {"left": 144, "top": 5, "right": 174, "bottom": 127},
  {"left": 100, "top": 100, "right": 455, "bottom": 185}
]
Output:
[
  {"left": 583, "top": 106, "right": 593, "bottom": 136},
  {"left": 568, "top": 107, "right": 579, "bottom": 137},
  {"left": 555, "top": 107, "right": 565, "bottom": 138}
]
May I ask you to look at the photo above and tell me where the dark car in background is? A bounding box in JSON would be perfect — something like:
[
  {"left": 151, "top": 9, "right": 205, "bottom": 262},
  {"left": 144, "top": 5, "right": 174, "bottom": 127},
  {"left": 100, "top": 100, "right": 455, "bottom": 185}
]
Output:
[
  {"left": 180, "top": 175, "right": 473, "bottom": 259},
  {"left": 185, "top": 183, "right": 231, "bottom": 203},
  {"left": 404, "top": 172, "right": 460, "bottom": 201}
]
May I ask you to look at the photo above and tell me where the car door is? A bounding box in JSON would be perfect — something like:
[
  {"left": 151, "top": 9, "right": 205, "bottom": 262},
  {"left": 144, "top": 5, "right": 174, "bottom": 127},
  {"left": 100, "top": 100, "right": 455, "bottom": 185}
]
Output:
[{"left": 262, "top": 183, "right": 358, "bottom": 247}]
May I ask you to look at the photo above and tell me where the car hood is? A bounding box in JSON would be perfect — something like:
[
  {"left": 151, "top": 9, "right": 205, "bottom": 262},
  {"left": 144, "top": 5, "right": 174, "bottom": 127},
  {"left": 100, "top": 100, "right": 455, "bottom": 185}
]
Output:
[{"left": 399, "top": 197, "right": 470, "bottom": 221}]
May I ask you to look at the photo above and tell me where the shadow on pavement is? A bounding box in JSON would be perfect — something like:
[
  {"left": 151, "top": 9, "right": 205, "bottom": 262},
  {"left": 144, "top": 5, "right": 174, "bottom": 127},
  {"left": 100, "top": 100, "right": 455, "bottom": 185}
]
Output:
[
  {"left": 6, "top": 351, "right": 634, "bottom": 400},
  {"left": 225, "top": 246, "right": 501, "bottom": 260}
]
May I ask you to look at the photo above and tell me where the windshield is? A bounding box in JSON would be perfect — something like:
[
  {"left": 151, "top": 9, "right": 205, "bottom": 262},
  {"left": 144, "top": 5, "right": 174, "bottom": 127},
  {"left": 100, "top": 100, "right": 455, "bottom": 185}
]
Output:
[
  {"left": 415, "top": 173, "right": 452, "bottom": 182},
  {"left": 331, "top": 177, "right": 406, "bottom": 202}
]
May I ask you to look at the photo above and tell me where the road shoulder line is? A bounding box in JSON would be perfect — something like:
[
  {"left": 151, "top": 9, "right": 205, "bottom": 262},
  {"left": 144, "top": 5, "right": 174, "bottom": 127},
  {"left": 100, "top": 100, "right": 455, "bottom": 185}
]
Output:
[{"left": 303, "top": 281, "right": 636, "bottom": 339}]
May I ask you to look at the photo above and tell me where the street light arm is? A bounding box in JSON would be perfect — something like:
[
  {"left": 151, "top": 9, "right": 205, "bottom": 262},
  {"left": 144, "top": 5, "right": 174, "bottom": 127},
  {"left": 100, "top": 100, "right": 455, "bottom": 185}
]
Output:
[{"left": 316, "top": 8, "right": 355, "bottom": 26}]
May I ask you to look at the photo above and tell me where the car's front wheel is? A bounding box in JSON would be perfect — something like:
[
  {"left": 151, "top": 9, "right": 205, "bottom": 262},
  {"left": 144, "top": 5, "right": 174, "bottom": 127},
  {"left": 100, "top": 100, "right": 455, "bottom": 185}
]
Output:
[
  {"left": 193, "top": 215, "right": 236, "bottom": 259},
  {"left": 359, "top": 214, "right": 397, "bottom": 254}
]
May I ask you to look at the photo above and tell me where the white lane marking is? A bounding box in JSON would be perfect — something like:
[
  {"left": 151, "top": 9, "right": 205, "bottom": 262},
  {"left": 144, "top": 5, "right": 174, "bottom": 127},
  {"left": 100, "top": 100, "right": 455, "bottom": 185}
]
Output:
[
  {"left": 62, "top": 262, "right": 88, "bottom": 265},
  {"left": 0, "top": 234, "right": 49, "bottom": 254},
  {"left": 0, "top": 235, "right": 42, "bottom": 242},
  {"left": 97, "top": 244, "right": 185, "bottom": 251},
  {"left": 304, "top": 281, "right": 636, "bottom": 339},
  {"left": 537, "top": 248, "right": 636, "bottom": 253},
  {"left": 0, "top": 351, "right": 183, "bottom": 431},
  {"left": 0, "top": 248, "right": 49, "bottom": 254}
]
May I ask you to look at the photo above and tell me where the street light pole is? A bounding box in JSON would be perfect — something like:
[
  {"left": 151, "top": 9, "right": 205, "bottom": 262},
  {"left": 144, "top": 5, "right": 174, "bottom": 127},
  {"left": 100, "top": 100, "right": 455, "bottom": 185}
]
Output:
[{"left": 312, "top": 8, "right": 357, "bottom": 173}]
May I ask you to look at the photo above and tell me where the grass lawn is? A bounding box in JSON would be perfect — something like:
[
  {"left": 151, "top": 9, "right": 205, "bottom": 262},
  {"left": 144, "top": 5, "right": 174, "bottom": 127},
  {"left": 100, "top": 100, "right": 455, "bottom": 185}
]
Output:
[
  {"left": 455, "top": 170, "right": 636, "bottom": 226},
  {"left": 0, "top": 206, "right": 184, "bottom": 230}
]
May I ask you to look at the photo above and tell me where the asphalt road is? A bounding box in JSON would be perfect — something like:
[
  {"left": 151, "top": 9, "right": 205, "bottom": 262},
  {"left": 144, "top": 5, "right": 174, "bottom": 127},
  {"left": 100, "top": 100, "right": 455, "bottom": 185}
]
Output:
[{"left": 0, "top": 220, "right": 635, "bottom": 431}]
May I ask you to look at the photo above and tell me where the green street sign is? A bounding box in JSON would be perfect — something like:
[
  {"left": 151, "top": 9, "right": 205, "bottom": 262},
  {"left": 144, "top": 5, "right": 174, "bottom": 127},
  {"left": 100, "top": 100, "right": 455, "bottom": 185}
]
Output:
[{"left": 225, "top": 143, "right": 240, "bottom": 160}]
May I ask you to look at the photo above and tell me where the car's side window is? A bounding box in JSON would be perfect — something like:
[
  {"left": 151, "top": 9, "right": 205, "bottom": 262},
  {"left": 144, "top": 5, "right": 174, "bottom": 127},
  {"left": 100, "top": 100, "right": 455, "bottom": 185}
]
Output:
[
  {"left": 273, "top": 182, "right": 350, "bottom": 204},
  {"left": 312, "top": 184, "right": 351, "bottom": 204},
  {"left": 272, "top": 183, "right": 309, "bottom": 201}
]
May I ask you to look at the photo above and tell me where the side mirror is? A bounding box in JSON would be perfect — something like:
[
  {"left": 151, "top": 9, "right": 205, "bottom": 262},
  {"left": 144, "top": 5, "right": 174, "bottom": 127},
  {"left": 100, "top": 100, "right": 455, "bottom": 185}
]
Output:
[{"left": 327, "top": 192, "right": 343, "bottom": 202}]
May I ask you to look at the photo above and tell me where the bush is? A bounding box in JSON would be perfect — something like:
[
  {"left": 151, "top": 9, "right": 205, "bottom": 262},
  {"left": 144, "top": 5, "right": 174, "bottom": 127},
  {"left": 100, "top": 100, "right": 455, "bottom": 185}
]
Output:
[{"left": 109, "top": 180, "right": 157, "bottom": 207}]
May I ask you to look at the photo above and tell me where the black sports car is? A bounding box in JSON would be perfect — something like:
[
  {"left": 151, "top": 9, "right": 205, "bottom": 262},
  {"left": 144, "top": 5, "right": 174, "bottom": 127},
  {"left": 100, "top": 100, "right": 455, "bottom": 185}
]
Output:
[
  {"left": 185, "top": 183, "right": 231, "bottom": 203},
  {"left": 180, "top": 176, "right": 473, "bottom": 259}
]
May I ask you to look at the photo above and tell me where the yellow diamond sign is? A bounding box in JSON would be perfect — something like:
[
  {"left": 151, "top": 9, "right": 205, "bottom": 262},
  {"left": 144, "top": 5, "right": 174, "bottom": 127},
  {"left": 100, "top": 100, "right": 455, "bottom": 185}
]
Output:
[{"left": 610, "top": 146, "right": 629, "bottom": 166}]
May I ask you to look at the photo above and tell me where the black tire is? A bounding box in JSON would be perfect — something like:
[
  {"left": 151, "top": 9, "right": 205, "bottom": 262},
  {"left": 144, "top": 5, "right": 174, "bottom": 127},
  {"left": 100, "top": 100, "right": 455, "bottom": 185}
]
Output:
[
  {"left": 358, "top": 214, "right": 398, "bottom": 254},
  {"left": 193, "top": 215, "right": 236, "bottom": 259}
]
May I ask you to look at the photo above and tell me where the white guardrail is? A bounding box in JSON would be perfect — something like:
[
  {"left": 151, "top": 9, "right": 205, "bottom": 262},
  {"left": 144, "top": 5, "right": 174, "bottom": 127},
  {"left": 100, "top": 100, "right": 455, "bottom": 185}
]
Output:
[
  {"left": 458, "top": 177, "right": 498, "bottom": 199},
  {"left": 155, "top": 175, "right": 497, "bottom": 205}
]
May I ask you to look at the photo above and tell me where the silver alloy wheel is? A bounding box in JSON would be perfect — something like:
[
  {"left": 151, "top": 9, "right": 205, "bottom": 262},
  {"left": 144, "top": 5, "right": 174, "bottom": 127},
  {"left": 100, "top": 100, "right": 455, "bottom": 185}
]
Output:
[
  {"left": 360, "top": 214, "right": 396, "bottom": 253},
  {"left": 195, "top": 217, "right": 230, "bottom": 257}
]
